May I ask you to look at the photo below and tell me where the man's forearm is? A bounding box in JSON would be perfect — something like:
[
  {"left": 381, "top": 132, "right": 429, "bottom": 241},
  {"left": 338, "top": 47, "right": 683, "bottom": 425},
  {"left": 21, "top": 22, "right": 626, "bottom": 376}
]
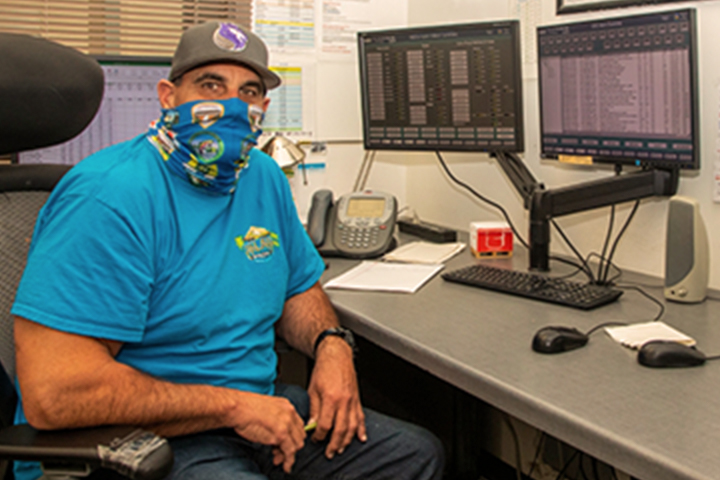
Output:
[
  {"left": 15, "top": 316, "right": 245, "bottom": 434},
  {"left": 276, "top": 282, "right": 339, "bottom": 357},
  {"left": 22, "top": 357, "right": 240, "bottom": 433}
]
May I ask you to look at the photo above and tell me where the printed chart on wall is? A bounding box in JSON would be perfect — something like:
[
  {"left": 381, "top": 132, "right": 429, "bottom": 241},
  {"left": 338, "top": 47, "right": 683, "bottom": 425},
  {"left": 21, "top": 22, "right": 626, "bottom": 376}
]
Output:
[
  {"left": 264, "top": 63, "right": 316, "bottom": 139},
  {"left": 513, "top": 0, "right": 542, "bottom": 77},
  {"left": 254, "top": 0, "right": 316, "bottom": 52}
]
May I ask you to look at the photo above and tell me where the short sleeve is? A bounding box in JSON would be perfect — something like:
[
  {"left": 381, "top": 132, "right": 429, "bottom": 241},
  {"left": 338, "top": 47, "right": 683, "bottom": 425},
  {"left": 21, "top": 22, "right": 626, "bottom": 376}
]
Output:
[{"left": 11, "top": 192, "right": 153, "bottom": 342}]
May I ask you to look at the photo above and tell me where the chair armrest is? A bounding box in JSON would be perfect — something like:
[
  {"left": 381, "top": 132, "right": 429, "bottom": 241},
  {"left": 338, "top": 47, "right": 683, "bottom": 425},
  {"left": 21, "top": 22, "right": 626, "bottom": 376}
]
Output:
[{"left": 0, "top": 424, "right": 173, "bottom": 480}]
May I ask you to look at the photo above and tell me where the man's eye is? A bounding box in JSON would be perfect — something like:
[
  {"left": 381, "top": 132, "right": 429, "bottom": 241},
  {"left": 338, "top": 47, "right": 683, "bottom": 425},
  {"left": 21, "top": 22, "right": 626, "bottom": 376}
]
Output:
[
  {"left": 240, "top": 87, "right": 260, "bottom": 97},
  {"left": 201, "top": 82, "right": 220, "bottom": 91}
]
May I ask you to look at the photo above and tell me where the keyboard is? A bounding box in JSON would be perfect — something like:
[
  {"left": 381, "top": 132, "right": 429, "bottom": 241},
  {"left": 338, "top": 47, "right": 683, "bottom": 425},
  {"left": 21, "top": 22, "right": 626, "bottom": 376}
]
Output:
[{"left": 441, "top": 264, "right": 623, "bottom": 310}]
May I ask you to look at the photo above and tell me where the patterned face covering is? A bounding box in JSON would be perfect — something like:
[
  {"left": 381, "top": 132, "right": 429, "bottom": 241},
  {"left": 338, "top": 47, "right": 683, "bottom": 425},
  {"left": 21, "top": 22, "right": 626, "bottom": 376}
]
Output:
[{"left": 147, "top": 97, "right": 264, "bottom": 195}]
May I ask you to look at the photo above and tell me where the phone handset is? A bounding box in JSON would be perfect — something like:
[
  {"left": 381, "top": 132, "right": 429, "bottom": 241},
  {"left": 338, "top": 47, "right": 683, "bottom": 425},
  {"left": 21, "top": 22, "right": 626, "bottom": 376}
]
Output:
[{"left": 307, "top": 189, "right": 334, "bottom": 247}]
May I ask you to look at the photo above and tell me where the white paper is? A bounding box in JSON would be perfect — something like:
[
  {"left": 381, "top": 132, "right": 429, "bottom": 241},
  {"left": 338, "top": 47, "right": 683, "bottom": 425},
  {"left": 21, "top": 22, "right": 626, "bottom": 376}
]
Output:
[
  {"left": 320, "top": 0, "right": 408, "bottom": 57},
  {"left": 382, "top": 241, "right": 466, "bottom": 264},
  {"left": 605, "top": 321, "right": 696, "bottom": 349},
  {"left": 324, "top": 261, "right": 444, "bottom": 293},
  {"left": 254, "top": 0, "right": 316, "bottom": 51}
]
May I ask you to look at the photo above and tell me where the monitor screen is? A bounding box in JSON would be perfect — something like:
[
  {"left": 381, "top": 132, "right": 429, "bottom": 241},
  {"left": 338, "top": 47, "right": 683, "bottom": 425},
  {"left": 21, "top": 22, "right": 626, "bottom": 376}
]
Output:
[
  {"left": 17, "top": 55, "right": 171, "bottom": 165},
  {"left": 537, "top": 9, "right": 699, "bottom": 170},
  {"left": 357, "top": 21, "right": 524, "bottom": 153}
]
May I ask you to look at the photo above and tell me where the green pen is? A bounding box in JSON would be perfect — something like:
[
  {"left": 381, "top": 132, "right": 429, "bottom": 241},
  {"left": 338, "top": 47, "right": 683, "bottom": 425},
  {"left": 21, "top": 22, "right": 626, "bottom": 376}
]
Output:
[{"left": 304, "top": 421, "right": 317, "bottom": 432}]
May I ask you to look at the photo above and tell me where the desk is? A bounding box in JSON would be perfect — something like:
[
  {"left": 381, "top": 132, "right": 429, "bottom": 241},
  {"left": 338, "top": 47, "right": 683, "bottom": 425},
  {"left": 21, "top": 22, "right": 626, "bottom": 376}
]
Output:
[{"left": 321, "top": 246, "right": 720, "bottom": 480}]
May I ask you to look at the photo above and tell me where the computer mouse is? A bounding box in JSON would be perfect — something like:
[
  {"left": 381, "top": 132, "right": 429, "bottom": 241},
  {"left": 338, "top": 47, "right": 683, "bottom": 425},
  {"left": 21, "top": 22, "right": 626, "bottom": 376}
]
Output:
[
  {"left": 532, "top": 326, "right": 589, "bottom": 354},
  {"left": 637, "top": 340, "right": 706, "bottom": 368}
]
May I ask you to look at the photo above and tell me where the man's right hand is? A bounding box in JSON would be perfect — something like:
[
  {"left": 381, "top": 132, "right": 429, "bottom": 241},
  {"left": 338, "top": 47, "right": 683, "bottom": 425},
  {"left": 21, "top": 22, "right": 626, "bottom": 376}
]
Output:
[
  {"left": 15, "top": 317, "right": 307, "bottom": 474},
  {"left": 229, "top": 392, "right": 307, "bottom": 473}
]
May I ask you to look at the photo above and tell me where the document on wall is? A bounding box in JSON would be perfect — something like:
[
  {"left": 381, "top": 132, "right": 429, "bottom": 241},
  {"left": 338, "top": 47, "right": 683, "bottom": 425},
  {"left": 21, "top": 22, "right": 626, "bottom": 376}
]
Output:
[
  {"left": 254, "top": 0, "right": 316, "bottom": 51},
  {"left": 265, "top": 62, "right": 316, "bottom": 139},
  {"left": 513, "top": 0, "right": 542, "bottom": 73},
  {"left": 320, "top": 0, "right": 407, "bottom": 57},
  {"left": 324, "top": 261, "right": 444, "bottom": 293}
]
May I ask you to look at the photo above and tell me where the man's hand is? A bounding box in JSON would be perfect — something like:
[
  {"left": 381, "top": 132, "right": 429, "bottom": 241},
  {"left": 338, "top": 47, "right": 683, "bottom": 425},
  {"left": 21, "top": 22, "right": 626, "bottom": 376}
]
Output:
[
  {"left": 307, "top": 336, "right": 367, "bottom": 459},
  {"left": 229, "top": 392, "right": 307, "bottom": 473},
  {"left": 15, "top": 317, "right": 307, "bottom": 474}
]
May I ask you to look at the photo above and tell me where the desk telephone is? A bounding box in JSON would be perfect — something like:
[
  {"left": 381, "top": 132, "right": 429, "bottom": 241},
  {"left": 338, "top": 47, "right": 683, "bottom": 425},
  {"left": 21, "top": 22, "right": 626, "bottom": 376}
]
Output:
[{"left": 307, "top": 189, "right": 397, "bottom": 259}]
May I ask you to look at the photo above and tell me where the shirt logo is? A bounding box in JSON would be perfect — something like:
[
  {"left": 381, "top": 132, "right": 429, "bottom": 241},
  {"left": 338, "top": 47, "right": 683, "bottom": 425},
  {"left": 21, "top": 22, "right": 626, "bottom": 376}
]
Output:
[{"left": 235, "top": 226, "right": 279, "bottom": 262}]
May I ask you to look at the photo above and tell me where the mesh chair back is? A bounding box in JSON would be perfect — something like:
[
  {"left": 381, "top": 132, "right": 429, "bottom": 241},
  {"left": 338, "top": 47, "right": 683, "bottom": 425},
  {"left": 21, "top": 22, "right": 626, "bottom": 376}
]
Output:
[
  {"left": 0, "top": 192, "right": 50, "bottom": 380},
  {"left": 0, "top": 191, "right": 51, "bottom": 429},
  {"left": 0, "top": 165, "right": 69, "bottom": 430}
]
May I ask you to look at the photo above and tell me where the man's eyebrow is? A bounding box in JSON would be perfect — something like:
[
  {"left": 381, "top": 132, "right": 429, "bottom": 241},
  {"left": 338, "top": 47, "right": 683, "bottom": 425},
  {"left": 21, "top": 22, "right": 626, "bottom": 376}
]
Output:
[
  {"left": 240, "top": 80, "right": 264, "bottom": 92},
  {"left": 192, "top": 72, "right": 226, "bottom": 84}
]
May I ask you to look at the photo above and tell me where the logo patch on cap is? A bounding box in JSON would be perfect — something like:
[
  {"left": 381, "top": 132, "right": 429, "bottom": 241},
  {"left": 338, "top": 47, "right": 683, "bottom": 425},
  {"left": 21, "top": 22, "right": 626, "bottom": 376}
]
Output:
[{"left": 213, "top": 23, "right": 248, "bottom": 52}]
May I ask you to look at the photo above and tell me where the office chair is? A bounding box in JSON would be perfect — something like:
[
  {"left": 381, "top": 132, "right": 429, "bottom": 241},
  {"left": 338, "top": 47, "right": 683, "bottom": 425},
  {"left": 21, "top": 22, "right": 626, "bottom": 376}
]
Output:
[{"left": 0, "top": 33, "right": 173, "bottom": 480}]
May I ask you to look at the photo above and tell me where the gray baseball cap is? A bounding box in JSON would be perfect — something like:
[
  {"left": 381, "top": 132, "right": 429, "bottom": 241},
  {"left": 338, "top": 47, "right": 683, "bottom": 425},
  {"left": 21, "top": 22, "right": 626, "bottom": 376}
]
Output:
[{"left": 169, "top": 22, "right": 281, "bottom": 90}]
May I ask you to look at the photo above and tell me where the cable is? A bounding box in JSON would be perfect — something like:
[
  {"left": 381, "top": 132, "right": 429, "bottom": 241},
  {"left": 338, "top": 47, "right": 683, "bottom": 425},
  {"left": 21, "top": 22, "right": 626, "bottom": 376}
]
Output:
[
  {"left": 502, "top": 414, "right": 523, "bottom": 480},
  {"left": 598, "top": 205, "right": 616, "bottom": 282},
  {"left": 526, "top": 432, "right": 547, "bottom": 479},
  {"left": 580, "top": 285, "right": 664, "bottom": 337},
  {"left": 435, "top": 151, "right": 529, "bottom": 248},
  {"left": 554, "top": 449, "right": 580, "bottom": 480},
  {"left": 585, "top": 321, "right": 628, "bottom": 336},
  {"left": 601, "top": 200, "right": 640, "bottom": 284},
  {"left": 552, "top": 262, "right": 593, "bottom": 282},
  {"left": 616, "top": 284, "right": 665, "bottom": 321},
  {"left": 579, "top": 453, "right": 590, "bottom": 480},
  {"left": 586, "top": 252, "right": 623, "bottom": 284},
  {"left": 551, "top": 219, "right": 596, "bottom": 283},
  {"left": 548, "top": 255, "right": 594, "bottom": 280},
  {"left": 592, "top": 457, "right": 600, "bottom": 480}
]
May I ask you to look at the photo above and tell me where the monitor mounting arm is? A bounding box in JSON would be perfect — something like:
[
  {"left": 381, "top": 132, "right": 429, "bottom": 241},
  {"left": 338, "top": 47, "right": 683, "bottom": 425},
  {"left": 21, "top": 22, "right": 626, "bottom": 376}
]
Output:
[
  {"left": 492, "top": 152, "right": 544, "bottom": 210},
  {"left": 492, "top": 152, "right": 679, "bottom": 272},
  {"left": 528, "top": 168, "right": 678, "bottom": 271}
]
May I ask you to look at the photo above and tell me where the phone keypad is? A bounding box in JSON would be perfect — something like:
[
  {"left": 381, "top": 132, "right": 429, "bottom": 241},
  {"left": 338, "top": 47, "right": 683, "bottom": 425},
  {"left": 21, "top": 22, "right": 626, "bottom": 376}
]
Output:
[{"left": 337, "top": 224, "right": 384, "bottom": 250}]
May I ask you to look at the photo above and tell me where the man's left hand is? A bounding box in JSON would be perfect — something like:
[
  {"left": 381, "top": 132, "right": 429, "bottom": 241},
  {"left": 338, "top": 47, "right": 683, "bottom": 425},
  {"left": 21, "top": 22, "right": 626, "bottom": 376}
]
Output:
[{"left": 307, "top": 336, "right": 367, "bottom": 459}]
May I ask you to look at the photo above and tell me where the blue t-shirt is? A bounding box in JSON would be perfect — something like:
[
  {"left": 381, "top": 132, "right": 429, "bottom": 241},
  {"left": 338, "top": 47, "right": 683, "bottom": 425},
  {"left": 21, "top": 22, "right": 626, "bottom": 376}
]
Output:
[{"left": 11, "top": 134, "right": 324, "bottom": 426}]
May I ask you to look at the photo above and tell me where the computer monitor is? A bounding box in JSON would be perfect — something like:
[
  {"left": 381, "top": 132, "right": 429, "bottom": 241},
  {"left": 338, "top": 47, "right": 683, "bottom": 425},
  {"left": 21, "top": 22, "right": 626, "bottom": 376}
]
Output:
[
  {"left": 357, "top": 21, "right": 524, "bottom": 153},
  {"left": 537, "top": 9, "right": 699, "bottom": 170},
  {"left": 17, "top": 55, "right": 171, "bottom": 165}
]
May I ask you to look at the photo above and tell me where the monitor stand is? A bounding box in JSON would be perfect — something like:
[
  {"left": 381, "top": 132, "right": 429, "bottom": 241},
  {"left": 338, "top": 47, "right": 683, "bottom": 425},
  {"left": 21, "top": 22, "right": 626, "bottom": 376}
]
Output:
[{"left": 492, "top": 152, "right": 679, "bottom": 272}]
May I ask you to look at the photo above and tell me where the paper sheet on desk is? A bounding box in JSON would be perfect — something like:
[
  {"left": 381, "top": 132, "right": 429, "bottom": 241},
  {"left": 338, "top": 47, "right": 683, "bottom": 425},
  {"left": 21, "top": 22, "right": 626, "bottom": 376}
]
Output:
[
  {"left": 605, "top": 321, "right": 696, "bottom": 349},
  {"left": 324, "top": 261, "right": 444, "bottom": 293},
  {"left": 382, "top": 241, "right": 465, "bottom": 264}
]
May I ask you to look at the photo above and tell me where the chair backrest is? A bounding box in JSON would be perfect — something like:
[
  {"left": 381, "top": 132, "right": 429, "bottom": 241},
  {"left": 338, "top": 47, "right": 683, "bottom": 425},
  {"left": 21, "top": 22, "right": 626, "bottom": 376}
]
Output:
[
  {"left": 0, "top": 165, "right": 70, "bottom": 480},
  {"left": 0, "top": 165, "right": 70, "bottom": 425}
]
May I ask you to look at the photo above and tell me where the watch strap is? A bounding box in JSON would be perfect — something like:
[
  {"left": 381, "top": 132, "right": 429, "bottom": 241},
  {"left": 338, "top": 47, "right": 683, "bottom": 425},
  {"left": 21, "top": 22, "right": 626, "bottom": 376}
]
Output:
[{"left": 313, "top": 327, "right": 354, "bottom": 356}]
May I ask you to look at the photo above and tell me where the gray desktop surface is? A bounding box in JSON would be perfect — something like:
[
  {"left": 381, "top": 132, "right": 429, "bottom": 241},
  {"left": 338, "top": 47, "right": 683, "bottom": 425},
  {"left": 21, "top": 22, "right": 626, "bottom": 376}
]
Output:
[{"left": 321, "top": 244, "right": 720, "bottom": 480}]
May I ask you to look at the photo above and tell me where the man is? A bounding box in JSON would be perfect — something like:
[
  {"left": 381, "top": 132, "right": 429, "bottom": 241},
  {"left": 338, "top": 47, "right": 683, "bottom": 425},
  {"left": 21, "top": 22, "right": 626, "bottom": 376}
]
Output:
[{"left": 11, "top": 21, "right": 444, "bottom": 480}]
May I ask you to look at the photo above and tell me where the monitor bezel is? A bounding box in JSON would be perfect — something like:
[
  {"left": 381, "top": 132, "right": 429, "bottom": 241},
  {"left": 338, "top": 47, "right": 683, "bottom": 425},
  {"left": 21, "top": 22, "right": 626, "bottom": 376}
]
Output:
[
  {"left": 536, "top": 8, "right": 700, "bottom": 171},
  {"left": 357, "top": 20, "right": 525, "bottom": 154}
]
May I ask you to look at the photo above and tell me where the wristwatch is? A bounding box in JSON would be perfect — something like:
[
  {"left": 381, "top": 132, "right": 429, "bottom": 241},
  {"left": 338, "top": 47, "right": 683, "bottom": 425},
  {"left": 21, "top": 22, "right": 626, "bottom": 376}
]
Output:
[{"left": 313, "top": 327, "right": 356, "bottom": 356}]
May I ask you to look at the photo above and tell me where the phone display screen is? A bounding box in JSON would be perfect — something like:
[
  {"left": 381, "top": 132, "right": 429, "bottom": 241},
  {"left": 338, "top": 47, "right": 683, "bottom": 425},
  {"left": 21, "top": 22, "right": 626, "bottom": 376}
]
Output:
[{"left": 346, "top": 198, "right": 386, "bottom": 218}]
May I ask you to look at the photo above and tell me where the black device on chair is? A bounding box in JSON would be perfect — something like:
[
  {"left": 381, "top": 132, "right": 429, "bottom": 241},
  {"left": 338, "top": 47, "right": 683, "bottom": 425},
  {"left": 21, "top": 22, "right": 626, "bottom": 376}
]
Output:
[{"left": 0, "top": 33, "right": 173, "bottom": 480}]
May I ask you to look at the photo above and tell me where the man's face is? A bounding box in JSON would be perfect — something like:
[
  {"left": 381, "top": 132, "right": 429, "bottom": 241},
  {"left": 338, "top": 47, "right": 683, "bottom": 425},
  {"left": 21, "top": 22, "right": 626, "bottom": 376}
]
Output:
[{"left": 158, "top": 63, "right": 270, "bottom": 112}]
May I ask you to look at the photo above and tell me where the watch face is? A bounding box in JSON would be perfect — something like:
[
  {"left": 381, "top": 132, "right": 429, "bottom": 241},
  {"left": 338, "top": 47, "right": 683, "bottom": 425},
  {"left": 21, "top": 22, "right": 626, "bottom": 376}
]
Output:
[
  {"left": 315, "top": 327, "right": 356, "bottom": 354},
  {"left": 337, "top": 327, "right": 356, "bottom": 348}
]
